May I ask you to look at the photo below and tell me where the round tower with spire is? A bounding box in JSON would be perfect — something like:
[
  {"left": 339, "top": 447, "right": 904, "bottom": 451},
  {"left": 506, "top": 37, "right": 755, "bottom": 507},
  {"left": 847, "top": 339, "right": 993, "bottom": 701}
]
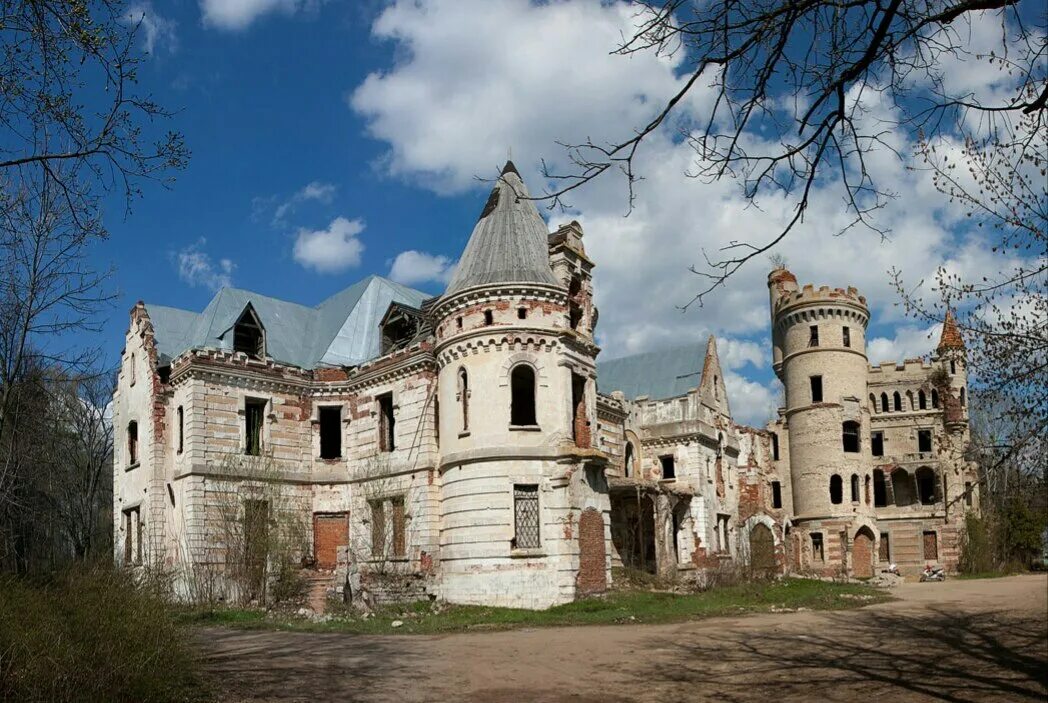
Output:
[{"left": 431, "top": 161, "right": 609, "bottom": 608}]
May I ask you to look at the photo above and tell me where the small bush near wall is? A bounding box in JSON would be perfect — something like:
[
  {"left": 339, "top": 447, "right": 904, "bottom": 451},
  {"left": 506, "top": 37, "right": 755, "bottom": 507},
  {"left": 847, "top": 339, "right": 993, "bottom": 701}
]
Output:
[{"left": 0, "top": 567, "right": 206, "bottom": 702}]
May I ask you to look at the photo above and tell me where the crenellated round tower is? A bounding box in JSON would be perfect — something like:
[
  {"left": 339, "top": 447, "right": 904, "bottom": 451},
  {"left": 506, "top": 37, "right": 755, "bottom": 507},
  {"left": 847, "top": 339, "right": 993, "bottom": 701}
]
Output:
[
  {"left": 768, "top": 267, "right": 877, "bottom": 574},
  {"left": 431, "top": 161, "right": 608, "bottom": 608}
]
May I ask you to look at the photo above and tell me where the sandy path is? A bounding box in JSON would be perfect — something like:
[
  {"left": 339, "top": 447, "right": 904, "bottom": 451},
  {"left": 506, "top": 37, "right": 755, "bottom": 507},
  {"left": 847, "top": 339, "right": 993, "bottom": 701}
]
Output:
[{"left": 200, "top": 574, "right": 1048, "bottom": 703}]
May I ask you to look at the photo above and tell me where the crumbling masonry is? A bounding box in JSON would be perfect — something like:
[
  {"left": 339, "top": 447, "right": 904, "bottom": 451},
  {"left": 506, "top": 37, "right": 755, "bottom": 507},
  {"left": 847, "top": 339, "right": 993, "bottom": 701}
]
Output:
[{"left": 112, "top": 162, "right": 979, "bottom": 609}]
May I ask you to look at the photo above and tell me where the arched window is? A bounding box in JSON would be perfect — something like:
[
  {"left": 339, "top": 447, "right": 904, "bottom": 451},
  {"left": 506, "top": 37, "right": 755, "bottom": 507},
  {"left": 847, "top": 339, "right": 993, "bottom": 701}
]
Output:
[
  {"left": 842, "top": 421, "right": 860, "bottom": 453},
  {"left": 850, "top": 474, "right": 860, "bottom": 502},
  {"left": 829, "top": 475, "right": 843, "bottom": 504},
  {"left": 864, "top": 474, "right": 872, "bottom": 505},
  {"left": 892, "top": 469, "right": 915, "bottom": 506},
  {"left": 893, "top": 391, "right": 902, "bottom": 412},
  {"left": 950, "top": 360, "right": 956, "bottom": 375},
  {"left": 624, "top": 441, "right": 635, "bottom": 478},
  {"left": 873, "top": 469, "right": 888, "bottom": 507},
  {"left": 510, "top": 364, "right": 537, "bottom": 426},
  {"left": 869, "top": 394, "right": 877, "bottom": 413},
  {"left": 916, "top": 467, "right": 937, "bottom": 505},
  {"left": 906, "top": 390, "right": 914, "bottom": 410},
  {"left": 918, "top": 389, "right": 927, "bottom": 410},
  {"left": 483, "top": 310, "right": 494, "bottom": 326},
  {"left": 127, "top": 421, "right": 139, "bottom": 466},
  {"left": 881, "top": 393, "right": 889, "bottom": 412},
  {"left": 457, "top": 367, "right": 469, "bottom": 432},
  {"left": 931, "top": 389, "right": 939, "bottom": 408}
]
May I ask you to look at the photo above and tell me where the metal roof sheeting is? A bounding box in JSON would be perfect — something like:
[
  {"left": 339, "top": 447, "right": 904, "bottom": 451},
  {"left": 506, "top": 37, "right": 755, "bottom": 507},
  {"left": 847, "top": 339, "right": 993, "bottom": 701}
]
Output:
[
  {"left": 144, "top": 275, "right": 427, "bottom": 369},
  {"left": 597, "top": 342, "right": 708, "bottom": 401}
]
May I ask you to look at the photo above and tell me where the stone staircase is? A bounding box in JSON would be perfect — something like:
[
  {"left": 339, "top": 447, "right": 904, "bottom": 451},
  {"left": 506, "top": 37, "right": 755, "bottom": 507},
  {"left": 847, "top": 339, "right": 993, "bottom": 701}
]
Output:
[{"left": 301, "top": 569, "right": 334, "bottom": 614}]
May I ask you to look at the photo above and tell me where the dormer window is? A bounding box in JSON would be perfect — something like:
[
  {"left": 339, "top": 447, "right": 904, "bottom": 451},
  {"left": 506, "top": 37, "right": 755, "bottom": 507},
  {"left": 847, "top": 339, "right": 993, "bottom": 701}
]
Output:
[{"left": 233, "top": 305, "right": 265, "bottom": 359}]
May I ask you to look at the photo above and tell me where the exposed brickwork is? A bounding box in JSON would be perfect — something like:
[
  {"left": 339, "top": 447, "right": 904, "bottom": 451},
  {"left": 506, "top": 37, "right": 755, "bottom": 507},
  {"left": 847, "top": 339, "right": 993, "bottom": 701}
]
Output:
[
  {"left": 576, "top": 508, "right": 607, "bottom": 595},
  {"left": 937, "top": 310, "right": 965, "bottom": 351},
  {"left": 313, "top": 513, "right": 349, "bottom": 569}
]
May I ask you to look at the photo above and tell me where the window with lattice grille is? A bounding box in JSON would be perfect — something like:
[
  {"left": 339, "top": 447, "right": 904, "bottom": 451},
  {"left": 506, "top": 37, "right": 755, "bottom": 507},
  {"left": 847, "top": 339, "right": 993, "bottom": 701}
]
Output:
[{"left": 513, "top": 485, "right": 540, "bottom": 549}]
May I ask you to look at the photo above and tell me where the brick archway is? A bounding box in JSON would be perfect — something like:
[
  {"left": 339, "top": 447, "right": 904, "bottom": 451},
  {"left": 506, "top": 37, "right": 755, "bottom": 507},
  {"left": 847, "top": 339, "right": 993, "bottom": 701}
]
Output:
[
  {"left": 853, "top": 527, "right": 875, "bottom": 578},
  {"left": 577, "top": 508, "right": 607, "bottom": 595}
]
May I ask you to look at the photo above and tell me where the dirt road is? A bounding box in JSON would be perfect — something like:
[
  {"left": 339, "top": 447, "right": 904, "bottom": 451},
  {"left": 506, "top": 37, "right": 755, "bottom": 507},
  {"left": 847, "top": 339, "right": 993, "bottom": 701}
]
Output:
[{"left": 200, "top": 574, "right": 1048, "bottom": 702}]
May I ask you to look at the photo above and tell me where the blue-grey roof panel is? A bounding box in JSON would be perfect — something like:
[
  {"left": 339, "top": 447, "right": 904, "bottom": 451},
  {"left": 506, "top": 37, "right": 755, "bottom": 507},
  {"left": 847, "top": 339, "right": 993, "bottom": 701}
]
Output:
[{"left": 597, "top": 343, "right": 707, "bottom": 401}]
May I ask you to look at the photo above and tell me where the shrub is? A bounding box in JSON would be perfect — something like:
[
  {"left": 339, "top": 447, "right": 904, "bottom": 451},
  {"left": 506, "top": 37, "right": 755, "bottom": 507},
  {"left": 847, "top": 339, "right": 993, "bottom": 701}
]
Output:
[{"left": 0, "top": 567, "right": 206, "bottom": 702}]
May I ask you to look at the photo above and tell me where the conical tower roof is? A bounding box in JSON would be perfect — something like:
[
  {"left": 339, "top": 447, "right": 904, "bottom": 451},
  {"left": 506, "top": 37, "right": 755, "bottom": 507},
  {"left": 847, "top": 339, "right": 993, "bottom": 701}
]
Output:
[
  {"left": 444, "top": 161, "right": 558, "bottom": 297},
  {"left": 937, "top": 310, "right": 965, "bottom": 352}
]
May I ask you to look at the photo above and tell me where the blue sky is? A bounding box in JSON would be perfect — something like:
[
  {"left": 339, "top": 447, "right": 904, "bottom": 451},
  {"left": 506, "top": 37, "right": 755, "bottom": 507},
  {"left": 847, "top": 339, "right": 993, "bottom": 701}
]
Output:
[{"left": 89, "top": 0, "right": 1023, "bottom": 424}]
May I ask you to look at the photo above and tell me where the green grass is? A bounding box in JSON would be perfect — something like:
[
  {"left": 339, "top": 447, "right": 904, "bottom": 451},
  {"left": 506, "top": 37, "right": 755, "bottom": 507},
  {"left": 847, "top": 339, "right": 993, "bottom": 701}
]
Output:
[{"left": 180, "top": 578, "right": 891, "bottom": 636}]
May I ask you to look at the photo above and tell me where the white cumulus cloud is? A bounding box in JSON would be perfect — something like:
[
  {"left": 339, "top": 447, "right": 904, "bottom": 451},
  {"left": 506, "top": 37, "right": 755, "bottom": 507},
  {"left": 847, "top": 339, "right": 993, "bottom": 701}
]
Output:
[
  {"left": 272, "top": 180, "right": 337, "bottom": 225},
  {"left": 388, "top": 250, "right": 457, "bottom": 286},
  {"left": 200, "top": 0, "right": 322, "bottom": 31},
  {"left": 293, "top": 217, "right": 365, "bottom": 273},
  {"left": 174, "top": 239, "right": 235, "bottom": 291}
]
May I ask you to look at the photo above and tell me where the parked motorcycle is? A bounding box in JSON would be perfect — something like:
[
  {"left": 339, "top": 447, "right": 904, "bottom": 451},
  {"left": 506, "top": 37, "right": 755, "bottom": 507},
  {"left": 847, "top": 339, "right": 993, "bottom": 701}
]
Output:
[{"left": 920, "top": 565, "right": 946, "bottom": 582}]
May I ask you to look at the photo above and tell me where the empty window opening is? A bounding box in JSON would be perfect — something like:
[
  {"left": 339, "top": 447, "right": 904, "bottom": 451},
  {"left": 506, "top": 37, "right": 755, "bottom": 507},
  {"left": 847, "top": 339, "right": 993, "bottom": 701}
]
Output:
[
  {"left": 810, "top": 375, "right": 823, "bottom": 403},
  {"left": 893, "top": 391, "right": 902, "bottom": 412},
  {"left": 919, "top": 389, "right": 927, "bottom": 409},
  {"left": 510, "top": 364, "right": 537, "bottom": 426},
  {"left": 571, "top": 373, "right": 589, "bottom": 448},
  {"left": 772, "top": 481, "right": 783, "bottom": 509},
  {"left": 871, "top": 431, "right": 884, "bottom": 457},
  {"left": 378, "top": 393, "right": 396, "bottom": 452},
  {"left": 624, "top": 441, "right": 635, "bottom": 478},
  {"left": 892, "top": 469, "right": 915, "bottom": 506},
  {"left": 517, "top": 307, "right": 527, "bottom": 320},
  {"left": 874, "top": 470, "right": 888, "bottom": 507},
  {"left": 811, "top": 533, "right": 825, "bottom": 562},
  {"left": 918, "top": 429, "right": 932, "bottom": 453},
  {"left": 851, "top": 474, "right": 860, "bottom": 502},
  {"left": 660, "top": 455, "right": 676, "bottom": 480},
  {"left": 319, "top": 406, "right": 342, "bottom": 459},
  {"left": 513, "top": 484, "right": 540, "bottom": 549},
  {"left": 907, "top": 390, "right": 914, "bottom": 410},
  {"left": 964, "top": 481, "right": 973, "bottom": 507},
  {"left": 869, "top": 393, "right": 877, "bottom": 413},
  {"left": 771, "top": 432, "right": 780, "bottom": 461},
  {"left": 842, "top": 421, "right": 860, "bottom": 453},
  {"left": 809, "top": 325, "right": 819, "bottom": 347},
  {"left": 456, "top": 316, "right": 463, "bottom": 329},
  {"left": 370, "top": 500, "right": 385, "bottom": 557},
  {"left": 960, "top": 387, "right": 966, "bottom": 406},
  {"left": 923, "top": 530, "right": 939, "bottom": 561},
  {"left": 127, "top": 421, "right": 139, "bottom": 466},
  {"left": 950, "top": 360, "right": 956, "bottom": 375},
  {"left": 233, "top": 306, "right": 265, "bottom": 358},
  {"left": 916, "top": 467, "right": 937, "bottom": 505},
  {"left": 391, "top": 496, "right": 406, "bottom": 558},
  {"left": 829, "top": 474, "right": 843, "bottom": 504},
  {"left": 879, "top": 532, "right": 891, "bottom": 562},
  {"left": 122, "top": 507, "right": 142, "bottom": 565},
  {"left": 244, "top": 398, "right": 266, "bottom": 456},
  {"left": 881, "top": 393, "right": 890, "bottom": 413},
  {"left": 716, "top": 514, "right": 731, "bottom": 553},
  {"left": 483, "top": 310, "right": 494, "bottom": 326},
  {"left": 931, "top": 390, "right": 939, "bottom": 408},
  {"left": 458, "top": 367, "right": 469, "bottom": 432},
  {"left": 843, "top": 326, "right": 851, "bottom": 347},
  {"left": 569, "top": 304, "right": 583, "bottom": 330}
]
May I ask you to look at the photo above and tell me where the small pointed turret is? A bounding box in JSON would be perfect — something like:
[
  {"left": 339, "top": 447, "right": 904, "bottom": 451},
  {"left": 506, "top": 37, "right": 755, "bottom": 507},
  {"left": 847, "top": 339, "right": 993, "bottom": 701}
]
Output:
[
  {"left": 937, "top": 310, "right": 965, "bottom": 353},
  {"left": 443, "top": 161, "right": 558, "bottom": 297}
]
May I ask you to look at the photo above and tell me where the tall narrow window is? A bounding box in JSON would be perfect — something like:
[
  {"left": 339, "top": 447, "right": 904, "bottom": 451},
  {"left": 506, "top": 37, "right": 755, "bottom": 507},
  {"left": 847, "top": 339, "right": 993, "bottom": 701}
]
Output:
[
  {"left": 842, "top": 326, "right": 851, "bottom": 348},
  {"left": 369, "top": 500, "right": 385, "bottom": 556},
  {"left": 879, "top": 532, "right": 891, "bottom": 562},
  {"left": 378, "top": 393, "right": 396, "bottom": 452},
  {"left": 483, "top": 310, "right": 494, "bottom": 326},
  {"left": 660, "top": 455, "right": 676, "bottom": 480},
  {"left": 811, "top": 533, "right": 825, "bottom": 562},
  {"left": 871, "top": 431, "right": 884, "bottom": 457},
  {"left": 233, "top": 305, "right": 265, "bottom": 358},
  {"left": 513, "top": 484, "right": 540, "bottom": 549},
  {"left": 127, "top": 421, "right": 139, "bottom": 466},
  {"left": 916, "top": 467, "right": 936, "bottom": 504},
  {"left": 771, "top": 481, "right": 783, "bottom": 509},
  {"left": 918, "top": 429, "right": 932, "bottom": 453},
  {"left": 829, "top": 475, "right": 843, "bottom": 504},
  {"left": 176, "top": 406, "right": 184, "bottom": 454},
  {"left": 960, "top": 387, "right": 966, "bottom": 406},
  {"left": 964, "top": 481, "right": 973, "bottom": 507},
  {"left": 244, "top": 398, "right": 266, "bottom": 456},
  {"left": 624, "top": 442, "right": 635, "bottom": 478},
  {"left": 873, "top": 469, "right": 888, "bottom": 507},
  {"left": 919, "top": 389, "right": 927, "bottom": 409},
  {"left": 319, "top": 406, "right": 342, "bottom": 459},
  {"left": 881, "top": 393, "right": 890, "bottom": 412},
  {"left": 810, "top": 375, "right": 823, "bottom": 403},
  {"left": 122, "top": 507, "right": 142, "bottom": 565},
  {"left": 510, "top": 364, "right": 537, "bottom": 426},
  {"left": 893, "top": 391, "right": 902, "bottom": 412},
  {"left": 571, "top": 373, "right": 588, "bottom": 448},
  {"left": 850, "top": 474, "right": 860, "bottom": 502},
  {"left": 842, "top": 421, "right": 860, "bottom": 453},
  {"left": 809, "top": 325, "right": 819, "bottom": 347},
  {"left": 771, "top": 432, "right": 780, "bottom": 461},
  {"left": 931, "top": 389, "right": 939, "bottom": 408},
  {"left": 923, "top": 530, "right": 939, "bottom": 560},
  {"left": 391, "top": 496, "right": 406, "bottom": 558},
  {"left": 907, "top": 390, "right": 914, "bottom": 410},
  {"left": 950, "top": 360, "right": 956, "bottom": 375},
  {"left": 458, "top": 367, "right": 469, "bottom": 432}
]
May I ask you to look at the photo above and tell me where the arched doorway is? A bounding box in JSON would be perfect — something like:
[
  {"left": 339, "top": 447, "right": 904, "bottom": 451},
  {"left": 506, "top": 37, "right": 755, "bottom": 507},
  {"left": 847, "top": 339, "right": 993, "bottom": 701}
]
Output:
[
  {"left": 749, "top": 522, "right": 776, "bottom": 577},
  {"left": 577, "top": 508, "right": 607, "bottom": 595},
  {"left": 853, "top": 527, "right": 875, "bottom": 578}
]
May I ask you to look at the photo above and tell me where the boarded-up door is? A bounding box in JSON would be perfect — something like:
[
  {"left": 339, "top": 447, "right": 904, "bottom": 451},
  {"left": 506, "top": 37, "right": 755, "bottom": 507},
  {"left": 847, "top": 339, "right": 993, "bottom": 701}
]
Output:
[
  {"left": 314, "top": 513, "right": 349, "bottom": 570},
  {"left": 853, "top": 528, "right": 874, "bottom": 578},
  {"left": 577, "top": 508, "right": 607, "bottom": 595},
  {"left": 749, "top": 523, "right": 776, "bottom": 576}
]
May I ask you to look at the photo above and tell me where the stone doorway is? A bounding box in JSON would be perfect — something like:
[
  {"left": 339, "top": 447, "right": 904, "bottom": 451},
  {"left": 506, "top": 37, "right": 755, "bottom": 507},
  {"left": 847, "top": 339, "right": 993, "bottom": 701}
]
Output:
[
  {"left": 853, "top": 527, "right": 875, "bottom": 578},
  {"left": 313, "top": 512, "right": 349, "bottom": 570},
  {"left": 749, "top": 522, "right": 776, "bottom": 576}
]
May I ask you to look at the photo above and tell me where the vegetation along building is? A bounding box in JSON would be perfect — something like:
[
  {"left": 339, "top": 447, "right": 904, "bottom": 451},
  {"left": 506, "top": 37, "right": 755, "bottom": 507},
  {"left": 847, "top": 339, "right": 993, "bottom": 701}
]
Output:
[{"left": 112, "top": 162, "right": 979, "bottom": 608}]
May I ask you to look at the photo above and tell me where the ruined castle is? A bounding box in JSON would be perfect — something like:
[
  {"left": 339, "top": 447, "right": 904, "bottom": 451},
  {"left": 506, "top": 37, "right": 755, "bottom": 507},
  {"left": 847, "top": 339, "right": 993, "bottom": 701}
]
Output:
[{"left": 112, "top": 162, "right": 978, "bottom": 608}]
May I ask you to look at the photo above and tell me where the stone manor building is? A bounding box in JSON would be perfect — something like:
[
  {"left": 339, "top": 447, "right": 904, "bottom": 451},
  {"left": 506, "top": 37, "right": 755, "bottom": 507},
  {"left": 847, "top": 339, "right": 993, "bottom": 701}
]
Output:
[{"left": 112, "top": 162, "right": 979, "bottom": 608}]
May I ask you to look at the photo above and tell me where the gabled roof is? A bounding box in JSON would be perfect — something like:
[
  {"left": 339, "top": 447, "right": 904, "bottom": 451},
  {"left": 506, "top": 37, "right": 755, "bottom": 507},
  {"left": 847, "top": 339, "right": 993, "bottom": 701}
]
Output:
[
  {"left": 143, "top": 275, "right": 428, "bottom": 369},
  {"left": 443, "top": 161, "right": 559, "bottom": 296},
  {"left": 597, "top": 342, "right": 708, "bottom": 401}
]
